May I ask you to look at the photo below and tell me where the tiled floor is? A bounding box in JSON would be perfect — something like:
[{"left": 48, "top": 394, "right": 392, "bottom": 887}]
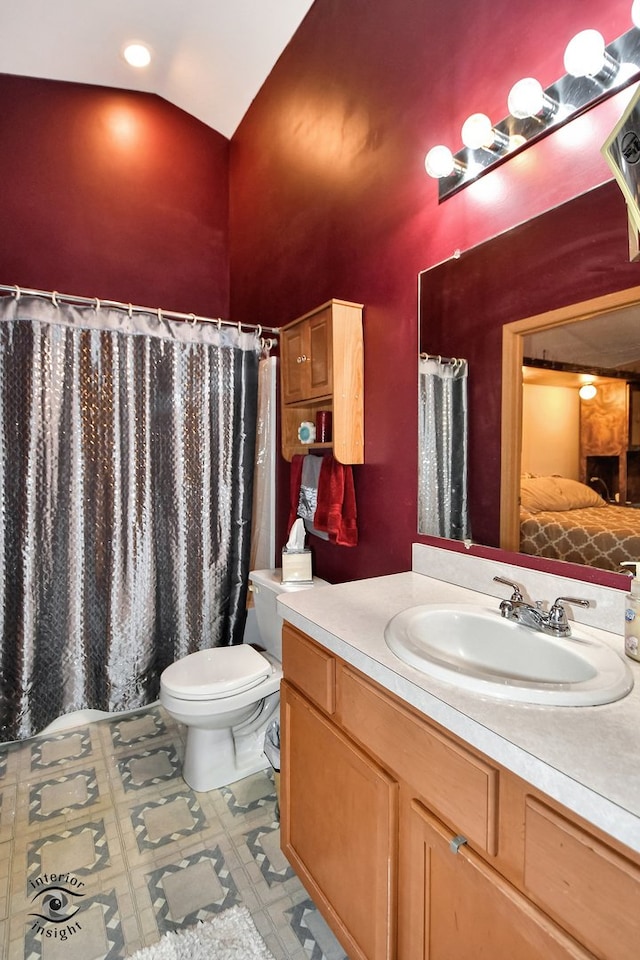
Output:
[{"left": 0, "top": 705, "right": 348, "bottom": 960}]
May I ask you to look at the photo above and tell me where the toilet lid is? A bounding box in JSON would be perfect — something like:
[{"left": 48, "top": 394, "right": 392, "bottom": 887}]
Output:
[{"left": 161, "top": 645, "right": 272, "bottom": 701}]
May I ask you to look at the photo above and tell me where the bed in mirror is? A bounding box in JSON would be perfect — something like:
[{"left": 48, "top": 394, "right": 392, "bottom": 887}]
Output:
[{"left": 418, "top": 180, "right": 640, "bottom": 573}]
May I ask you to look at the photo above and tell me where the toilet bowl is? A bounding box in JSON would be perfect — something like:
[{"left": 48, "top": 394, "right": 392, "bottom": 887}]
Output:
[{"left": 160, "top": 568, "right": 328, "bottom": 792}]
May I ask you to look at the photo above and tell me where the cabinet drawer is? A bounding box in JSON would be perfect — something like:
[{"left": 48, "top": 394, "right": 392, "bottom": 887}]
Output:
[
  {"left": 524, "top": 797, "right": 640, "bottom": 960},
  {"left": 283, "top": 625, "right": 335, "bottom": 714},
  {"left": 339, "top": 665, "right": 498, "bottom": 855}
]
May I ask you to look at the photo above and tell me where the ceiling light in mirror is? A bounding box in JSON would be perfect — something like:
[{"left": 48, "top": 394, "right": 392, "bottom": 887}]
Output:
[
  {"left": 123, "top": 42, "right": 152, "bottom": 68},
  {"left": 579, "top": 383, "right": 598, "bottom": 400}
]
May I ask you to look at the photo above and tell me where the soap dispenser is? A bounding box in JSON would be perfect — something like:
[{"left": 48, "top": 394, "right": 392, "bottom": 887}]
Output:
[{"left": 621, "top": 561, "right": 640, "bottom": 662}]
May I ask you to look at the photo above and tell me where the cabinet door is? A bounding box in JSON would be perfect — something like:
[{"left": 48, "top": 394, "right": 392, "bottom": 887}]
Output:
[
  {"left": 400, "top": 799, "right": 594, "bottom": 960},
  {"left": 307, "top": 308, "right": 332, "bottom": 398},
  {"left": 281, "top": 681, "right": 397, "bottom": 960},
  {"left": 281, "top": 323, "right": 307, "bottom": 403}
]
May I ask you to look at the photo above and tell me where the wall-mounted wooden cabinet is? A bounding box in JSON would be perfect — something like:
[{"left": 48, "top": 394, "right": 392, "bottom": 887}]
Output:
[{"left": 280, "top": 299, "right": 364, "bottom": 464}]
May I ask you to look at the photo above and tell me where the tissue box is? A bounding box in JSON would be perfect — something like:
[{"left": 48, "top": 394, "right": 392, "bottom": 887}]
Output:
[{"left": 281, "top": 548, "right": 313, "bottom": 583}]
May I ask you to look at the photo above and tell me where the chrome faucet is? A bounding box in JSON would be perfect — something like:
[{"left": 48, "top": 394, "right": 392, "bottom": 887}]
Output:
[{"left": 493, "top": 576, "right": 590, "bottom": 638}]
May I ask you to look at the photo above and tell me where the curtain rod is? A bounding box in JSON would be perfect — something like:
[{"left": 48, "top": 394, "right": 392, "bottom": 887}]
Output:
[
  {"left": 420, "top": 352, "right": 466, "bottom": 365},
  {"left": 0, "top": 284, "right": 280, "bottom": 337}
]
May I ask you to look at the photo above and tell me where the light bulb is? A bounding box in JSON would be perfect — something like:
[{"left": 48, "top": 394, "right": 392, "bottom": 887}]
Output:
[
  {"left": 563, "top": 29, "right": 607, "bottom": 78},
  {"left": 507, "top": 77, "right": 555, "bottom": 120},
  {"left": 123, "top": 42, "right": 152, "bottom": 68},
  {"left": 424, "top": 145, "right": 456, "bottom": 179},
  {"left": 461, "top": 113, "right": 495, "bottom": 150},
  {"left": 579, "top": 383, "right": 597, "bottom": 400},
  {"left": 633, "top": 0, "right": 640, "bottom": 29}
]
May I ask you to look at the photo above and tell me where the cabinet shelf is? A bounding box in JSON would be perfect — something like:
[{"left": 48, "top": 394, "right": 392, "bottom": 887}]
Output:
[{"left": 280, "top": 299, "right": 364, "bottom": 464}]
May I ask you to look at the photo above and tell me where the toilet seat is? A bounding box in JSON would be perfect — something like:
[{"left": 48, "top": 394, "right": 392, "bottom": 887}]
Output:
[{"left": 161, "top": 645, "right": 272, "bottom": 701}]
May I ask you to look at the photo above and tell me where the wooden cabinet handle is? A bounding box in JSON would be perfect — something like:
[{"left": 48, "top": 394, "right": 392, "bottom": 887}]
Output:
[{"left": 296, "top": 354, "right": 309, "bottom": 363}]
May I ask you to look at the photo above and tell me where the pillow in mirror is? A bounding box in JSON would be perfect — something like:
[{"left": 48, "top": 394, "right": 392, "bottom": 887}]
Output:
[{"left": 520, "top": 476, "right": 606, "bottom": 515}]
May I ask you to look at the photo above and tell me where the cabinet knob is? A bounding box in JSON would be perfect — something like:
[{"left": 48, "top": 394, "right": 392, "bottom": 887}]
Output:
[
  {"left": 449, "top": 835, "right": 468, "bottom": 854},
  {"left": 296, "top": 354, "right": 308, "bottom": 364}
]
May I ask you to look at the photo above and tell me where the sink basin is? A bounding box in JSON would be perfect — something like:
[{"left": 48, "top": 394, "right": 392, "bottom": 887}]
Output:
[{"left": 384, "top": 604, "right": 634, "bottom": 706}]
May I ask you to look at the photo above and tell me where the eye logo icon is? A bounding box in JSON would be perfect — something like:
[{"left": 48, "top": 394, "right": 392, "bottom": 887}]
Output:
[
  {"left": 29, "top": 885, "right": 84, "bottom": 923},
  {"left": 28, "top": 872, "right": 86, "bottom": 941}
]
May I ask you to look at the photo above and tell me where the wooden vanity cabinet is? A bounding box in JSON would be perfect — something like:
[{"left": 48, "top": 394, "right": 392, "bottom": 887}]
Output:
[
  {"left": 281, "top": 623, "right": 640, "bottom": 960},
  {"left": 281, "top": 682, "right": 397, "bottom": 960},
  {"left": 280, "top": 299, "right": 364, "bottom": 464}
]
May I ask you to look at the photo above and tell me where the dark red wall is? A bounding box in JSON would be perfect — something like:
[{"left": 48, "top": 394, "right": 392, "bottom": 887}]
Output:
[
  {"left": 229, "top": 0, "right": 639, "bottom": 583},
  {"left": 0, "top": 74, "right": 230, "bottom": 316},
  {"left": 2, "top": 2, "right": 638, "bottom": 589}
]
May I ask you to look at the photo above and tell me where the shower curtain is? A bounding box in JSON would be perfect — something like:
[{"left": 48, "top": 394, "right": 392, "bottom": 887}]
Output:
[
  {"left": 418, "top": 355, "right": 471, "bottom": 541},
  {"left": 0, "top": 294, "right": 259, "bottom": 741},
  {"left": 250, "top": 355, "right": 277, "bottom": 571}
]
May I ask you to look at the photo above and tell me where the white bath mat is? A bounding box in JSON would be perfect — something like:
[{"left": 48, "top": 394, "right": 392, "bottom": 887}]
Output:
[{"left": 127, "top": 905, "right": 274, "bottom": 960}]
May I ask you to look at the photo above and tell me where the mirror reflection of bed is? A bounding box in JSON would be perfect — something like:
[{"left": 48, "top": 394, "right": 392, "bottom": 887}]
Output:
[
  {"left": 519, "top": 475, "right": 640, "bottom": 572},
  {"left": 520, "top": 329, "right": 640, "bottom": 570}
]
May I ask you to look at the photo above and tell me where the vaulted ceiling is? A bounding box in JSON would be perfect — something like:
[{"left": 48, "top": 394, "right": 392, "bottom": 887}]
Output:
[{"left": 0, "top": 0, "right": 314, "bottom": 138}]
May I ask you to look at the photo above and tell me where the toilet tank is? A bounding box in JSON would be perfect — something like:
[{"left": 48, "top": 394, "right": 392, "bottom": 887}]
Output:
[{"left": 249, "top": 568, "right": 329, "bottom": 661}]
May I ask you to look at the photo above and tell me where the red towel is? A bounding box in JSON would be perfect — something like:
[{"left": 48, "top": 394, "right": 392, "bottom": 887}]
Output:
[
  {"left": 288, "top": 453, "right": 358, "bottom": 547},
  {"left": 314, "top": 455, "right": 358, "bottom": 547}
]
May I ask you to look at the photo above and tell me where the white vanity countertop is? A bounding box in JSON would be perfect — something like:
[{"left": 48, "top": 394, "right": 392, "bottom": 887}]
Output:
[{"left": 278, "top": 570, "right": 640, "bottom": 854}]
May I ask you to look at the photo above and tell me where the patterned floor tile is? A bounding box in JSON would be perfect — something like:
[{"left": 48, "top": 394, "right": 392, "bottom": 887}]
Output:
[
  {"left": 28, "top": 767, "right": 101, "bottom": 824},
  {"left": 13, "top": 880, "right": 133, "bottom": 960},
  {"left": 106, "top": 708, "right": 167, "bottom": 751},
  {"left": 0, "top": 782, "right": 17, "bottom": 843},
  {"left": 114, "top": 743, "right": 182, "bottom": 794},
  {"left": 129, "top": 788, "right": 208, "bottom": 852},
  {"left": 144, "top": 846, "right": 239, "bottom": 934},
  {"left": 30, "top": 728, "right": 93, "bottom": 772},
  {"left": 1, "top": 706, "right": 348, "bottom": 960},
  {"left": 245, "top": 822, "right": 296, "bottom": 885},
  {"left": 221, "top": 770, "right": 276, "bottom": 817},
  {"left": 288, "top": 898, "right": 349, "bottom": 960}
]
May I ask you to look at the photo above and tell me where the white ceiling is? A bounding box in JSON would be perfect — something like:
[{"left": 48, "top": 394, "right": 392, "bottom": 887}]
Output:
[{"left": 0, "top": 0, "right": 314, "bottom": 138}]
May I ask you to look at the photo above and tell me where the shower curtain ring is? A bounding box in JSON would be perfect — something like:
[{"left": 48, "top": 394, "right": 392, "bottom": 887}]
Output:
[
  {"left": 94, "top": 298, "right": 101, "bottom": 311},
  {"left": 14, "top": 285, "right": 21, "bottom": 301},
  {"left": 256, "top": 324, "right": 262, "bottom": 338},
  {"left": 188, "top": 313, "right": 197, "bottom": 327},
  {"left": 237, "top": 321, "right": 242, "bottom": 334},
  {"left": 157, "top": 308, "right": 163, "bottom": 321},
  {"left": 51, "top": 291, "right": 60, "bottom": 307},
  {"left": 128, "top": 303, "right": 133, "bottom": 318},
  {"left": 217, "top": 319, "right": 222, "bottom": 331}
]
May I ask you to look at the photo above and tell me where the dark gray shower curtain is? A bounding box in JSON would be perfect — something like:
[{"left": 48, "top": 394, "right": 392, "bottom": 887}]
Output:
[{"left": 0, "top": 295, "right": 259, "bottom": 741}]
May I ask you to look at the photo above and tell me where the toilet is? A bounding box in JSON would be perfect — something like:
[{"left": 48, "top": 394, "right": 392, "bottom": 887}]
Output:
[{"left": 160, "top": 568, "right": 328, "bottom": 792}]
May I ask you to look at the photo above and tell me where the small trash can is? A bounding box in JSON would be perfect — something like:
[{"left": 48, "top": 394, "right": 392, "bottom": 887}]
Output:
[{"left": 264, "top": 719, "right": 281, "bottom": 817}]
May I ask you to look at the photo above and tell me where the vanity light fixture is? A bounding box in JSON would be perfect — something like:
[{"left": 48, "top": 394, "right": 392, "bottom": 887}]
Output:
[
  {"left": 563, "top": 30, "right": 619, "bottom": 82},
  {"left": 123, "top": 42, "right": 152, "bottom": 68},
  {"left": 579, "top": 383, "right": 598, "bottom": 400},
  {"left": 507, "top": 78, "right": 558, "bottom": 121},
  {"left": 424, "top": 145, "right": 465, "bottom": 180},
  {"left": 461, "top": 113, "right": 511, "bottom": 153},
  {"left": 425, "top": 9, "right": 640, "bottom": 201}
]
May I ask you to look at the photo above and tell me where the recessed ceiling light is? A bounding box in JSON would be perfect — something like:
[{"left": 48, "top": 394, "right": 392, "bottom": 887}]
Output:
[{"left": 123, "top": 42, "right": 152, "bottom": 68}]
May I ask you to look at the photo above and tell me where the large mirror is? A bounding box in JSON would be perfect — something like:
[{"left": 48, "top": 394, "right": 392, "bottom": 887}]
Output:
[{"left": 418, "top": 180, "right": 640, "bottom": 572}]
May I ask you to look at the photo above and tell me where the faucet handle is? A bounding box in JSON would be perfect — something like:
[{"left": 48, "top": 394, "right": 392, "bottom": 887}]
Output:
[
  {"left": 493, "top": 576, "right": 524, "bottom": 602},
  {"left": 548, "top": 596, "right": 591, "bottom": 634}
]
